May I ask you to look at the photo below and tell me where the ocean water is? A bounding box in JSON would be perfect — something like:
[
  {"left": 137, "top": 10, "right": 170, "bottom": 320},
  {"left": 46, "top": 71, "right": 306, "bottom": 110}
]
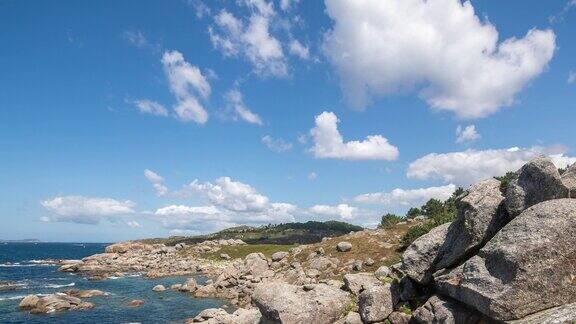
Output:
[{"left": 0, "top": 243, "right": 228, "bottom": 323}]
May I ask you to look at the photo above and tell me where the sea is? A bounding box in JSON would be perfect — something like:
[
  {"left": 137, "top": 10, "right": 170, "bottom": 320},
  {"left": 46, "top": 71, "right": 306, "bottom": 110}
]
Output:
[{"left": 0, "top": 243, "right": 228, "bottom": 323}]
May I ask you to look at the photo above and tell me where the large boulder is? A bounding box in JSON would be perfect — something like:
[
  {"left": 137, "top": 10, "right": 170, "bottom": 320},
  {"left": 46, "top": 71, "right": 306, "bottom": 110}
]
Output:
[
  {"left": 435, "top": 179, "right": 509, "bottom": 269},
  {"left": 244, "top": 253, "right": 269, "bottom": 277},
  {"left": 343, "top": 273, "right": 382, "bottom": 296},
  {"left": 561, "top": 162, "right": 576, "bottom": 198},
  {"left": 505, "top": 156, "right": 567, "bottom": 217},
  {"left": 400, "top": 222, "right": 451, "bottom": 285},
  {"left": 358, "top": 284, "right": 396, "bottom": 323},
  {"left": 507, "top": 302, "right": 576, "bottom": 324},
  {"left": 435, "top": 199, "right": 576, "bottom": 321},
  {"left": 105, "top": 241, "right": 155, "bottom": 254},
  {"left": 411, "top": 295, "right": 482, "bottom": 324},
  {"left": 271, "top": 251, "right": 289, "bottom": 262},
  {"left": 252, "top": 282, "right": 351, "bottom": 324}
]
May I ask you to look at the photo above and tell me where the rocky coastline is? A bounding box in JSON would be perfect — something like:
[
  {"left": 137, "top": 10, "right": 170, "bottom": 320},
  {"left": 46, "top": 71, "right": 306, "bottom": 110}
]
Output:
[{"left": 20, "top": 156, "right": 576, "bottom": 323}]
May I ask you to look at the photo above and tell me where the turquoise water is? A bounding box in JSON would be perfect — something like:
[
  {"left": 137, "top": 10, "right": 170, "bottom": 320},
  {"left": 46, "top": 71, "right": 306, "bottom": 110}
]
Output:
[{"left": 0, "top": 243, "right": 228, "bottom": 323}]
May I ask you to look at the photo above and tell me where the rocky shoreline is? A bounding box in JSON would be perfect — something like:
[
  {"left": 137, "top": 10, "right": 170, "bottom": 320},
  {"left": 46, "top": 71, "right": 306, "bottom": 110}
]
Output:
[{"left": 21, "top": 156, "right": 576, "bottom": 323}]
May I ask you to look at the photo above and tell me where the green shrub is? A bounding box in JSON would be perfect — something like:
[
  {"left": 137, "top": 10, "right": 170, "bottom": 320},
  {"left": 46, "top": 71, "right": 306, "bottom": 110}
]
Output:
[
  {"left": 380, "top": 213, "right": 403, "bottom": 228},
  {"left": 400, "top": 224, "right": 433, "bottom": 247},
  {"left": 494, "top": 172, "right": 516, "bottom": 194},
  {"left": 405, "top": 207, "right": 421, "bottom": 219}
]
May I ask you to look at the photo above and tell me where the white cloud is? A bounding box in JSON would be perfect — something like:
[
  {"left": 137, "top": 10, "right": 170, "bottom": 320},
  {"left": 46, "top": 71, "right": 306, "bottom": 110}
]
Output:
[
  {"left": 209, "top": 2, "right": 288, "bottom": 77},
  {"left": 162, "top": 50, "right": 211, "bottom": 124},
  {"left": 549, "top": 0, "right": 576, "bottom": 24},
  {"left": 280, "top": 0, "right": 300, "bottom": 11},
  {"left": 568, "top": 71, "right": 576, "bottom": 84},
  {"left": 355, "top": 184, "right": 456, "bottom": 207},
  {"left": 144, "top": 169, "right": 168, "bottom": 196},
  {"left": 308, "top": 204, "right": 358, "bottom": 220},
  {"left": 133, "top": 99, "right": 169, "bottom": 117},
  {"left": 41, "top": 196, "right": 135, "bottom": 224},
  {"left": 308, "top": 172, "right": 317, "bottom": 180},
  {"left": 456, "top": 125, "right": 481, "bottom": 144},
  {"left": 289, "top": 39, "right": 310, "bottom": 59},
  {"left": 126, "top": 220, "right": 142, "bottom": 228},
  {"left": 310, "top": 111, "right": 399, "bottom": 160},
  {"left": 122, "top": 30, "right": 148, "bottom": 48},
  {"left": 188, "top": 0, "right": 211, "bottom": 19},
  {"left": 323, "top": 0, "right": 556, "bottom": 118},
  {"left": 262, "top": 135, "right": 293, "bottom": 152},
  {"left": 153, "top": 205, "right": 233, "bottom": 232},
  {"left": 408, "top": 146, "right": 576, "bottom": 185},
  {"left": 187, "top": 177, "right": 270, "bottom": 213},
  {"left": 224, "top": 89, "right": 263, "bottom": 125}
]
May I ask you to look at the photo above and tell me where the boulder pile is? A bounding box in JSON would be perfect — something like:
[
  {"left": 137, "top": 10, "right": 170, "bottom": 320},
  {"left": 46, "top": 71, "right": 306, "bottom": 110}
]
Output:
[
  {"left": 18, "top": 290, "right": 103, "bottom": 314},
  {"left": 393, "top": 156, "right": 576, "bottom": 323}
]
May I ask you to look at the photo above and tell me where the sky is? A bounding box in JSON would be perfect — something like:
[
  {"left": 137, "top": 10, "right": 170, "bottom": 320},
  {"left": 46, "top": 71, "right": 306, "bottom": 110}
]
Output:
[{"left": 1, "top": 0, "right": 575, "bottom": 242}]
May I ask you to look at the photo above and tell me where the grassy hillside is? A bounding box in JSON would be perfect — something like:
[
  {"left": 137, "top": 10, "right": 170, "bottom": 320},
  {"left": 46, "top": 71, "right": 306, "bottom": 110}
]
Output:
[{"left": 141, "top": 220, "right": 364, "bottom": 246}]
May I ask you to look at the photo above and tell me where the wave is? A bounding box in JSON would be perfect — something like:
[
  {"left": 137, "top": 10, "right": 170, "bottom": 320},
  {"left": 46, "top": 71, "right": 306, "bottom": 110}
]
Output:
[
  {"left": 44, "top": 282, "right": 75, "bottom": 289},
  {"left": 0, "top": 293, "right": 49, "bottom": 302},
  {"left": 0, "top": 262, "right": 54, "bottom": 267}
]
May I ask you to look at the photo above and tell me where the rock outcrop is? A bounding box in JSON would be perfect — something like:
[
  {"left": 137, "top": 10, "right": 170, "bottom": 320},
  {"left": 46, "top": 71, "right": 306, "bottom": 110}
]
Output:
[
  {"left": 19, "top": 293, "right": 94, "bottom": 314},
  {"left": 400, "top": 222, "right": 450, "bottom": 285},
  {"left": 434, "top": 199, "right": 576, "bottom": 321},
  {"left": 504, "top": 156, "right": 567, "bottom": 217},
  {"left": 562, "top": 162, "right": 576, "bottom": 198},
  {"left": 435, "top": 179, "right": 509, "bottom": 269},
  {"left": 252, "top": 282, "right": 351, "bottom": 324},
  {"left": 358, "top": 284, "right": 397, "bottom": 323}
]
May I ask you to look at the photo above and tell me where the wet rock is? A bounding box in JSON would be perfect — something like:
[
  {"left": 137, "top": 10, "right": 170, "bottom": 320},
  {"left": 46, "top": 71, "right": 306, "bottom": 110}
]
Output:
[
  {"left": 64, "top": 289, "right": 106, "bottom": 298},
  {"left": 127, "top": 299, "right": 144, "bottom": 307},
  {"left": 180, "top": 277, "right": 198, "bottom": 292},
  {"left": 152, "top": 285, "right": 166, "bottom": 292},
  {"left": 19, "top": 295, "right": 40, "bottom": 309}
]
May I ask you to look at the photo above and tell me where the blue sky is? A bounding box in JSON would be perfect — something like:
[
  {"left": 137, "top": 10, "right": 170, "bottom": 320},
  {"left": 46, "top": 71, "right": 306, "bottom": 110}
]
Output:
[{"left": 1, "top": 0, "right": 575, "bottom": 242}]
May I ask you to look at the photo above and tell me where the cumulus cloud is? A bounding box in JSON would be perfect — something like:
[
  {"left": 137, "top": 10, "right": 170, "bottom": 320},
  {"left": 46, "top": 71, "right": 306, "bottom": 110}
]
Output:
[
  {"left": 209, "top": 1, "right": 288, "bottom": 76},
  {"left": 323, "top": 0, "right": 556, "bottom": 118},
  {"left": 280, "top": 0, "right": 300, "bottom": 11},
  {"left": 162, "top": 50, "right": 211, "bottom": 123},
  {"left": 41, "top": 196, "right": 135, "bottom": 224},
  {"left": 144, "top": 169, "right": 168, "bottom": 196},
  {"left": 289, "top": 39, "right": 310, "bottom": 59},
  {"left": 135, "top": 51, "right": 210, "bottom": 123},
  {"left": 133, "top": 99, "right": 169, "bottom": 117},
  {"left": 355, "top": 184, "right": 456, "bottom": 207},
  {"left": 262, "top": 135, "right": 293, "bottom": 152},
  {"left": 187, "top": 177, "right": 270, "bottom": 213},
  {"left": 224, "top": 89, "right": 263, "bottom": 125},
  {"left": 310, "top": 111, "right": 399, "bottom": 160},
  {"left": 456, "top": 125, "right": 481, "bottom": 144},
  {"left": 308, "top": 204, "right": 358, "bottom": 220},
  {"left": 408, "top": 146, "right": 576, "bottom": 185}
]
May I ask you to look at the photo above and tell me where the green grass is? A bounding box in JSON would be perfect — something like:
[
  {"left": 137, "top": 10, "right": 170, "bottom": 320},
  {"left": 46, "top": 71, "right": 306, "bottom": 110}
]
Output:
[{"left": 202, "top": 244, "right": 297, "bottom": 260}]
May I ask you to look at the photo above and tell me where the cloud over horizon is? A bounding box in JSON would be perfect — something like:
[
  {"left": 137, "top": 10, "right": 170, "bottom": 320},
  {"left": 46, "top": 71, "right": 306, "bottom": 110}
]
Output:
[{"left": 323, "top": 0, "right": 556, "bottom": 118}]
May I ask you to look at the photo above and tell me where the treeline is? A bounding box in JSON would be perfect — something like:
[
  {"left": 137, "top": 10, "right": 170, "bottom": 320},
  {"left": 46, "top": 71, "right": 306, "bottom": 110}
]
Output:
[{"left": 379, "top": 187, "right": 465, "bottom": 248}]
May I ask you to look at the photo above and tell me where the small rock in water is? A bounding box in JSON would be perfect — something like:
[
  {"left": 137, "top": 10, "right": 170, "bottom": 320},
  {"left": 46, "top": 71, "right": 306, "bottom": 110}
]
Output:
[
  {"left": 127, "top": 299, "right": 144, "bottom": 308},
  {"left": 152, "top": 285, "right": 166, "bottom": 292}
]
